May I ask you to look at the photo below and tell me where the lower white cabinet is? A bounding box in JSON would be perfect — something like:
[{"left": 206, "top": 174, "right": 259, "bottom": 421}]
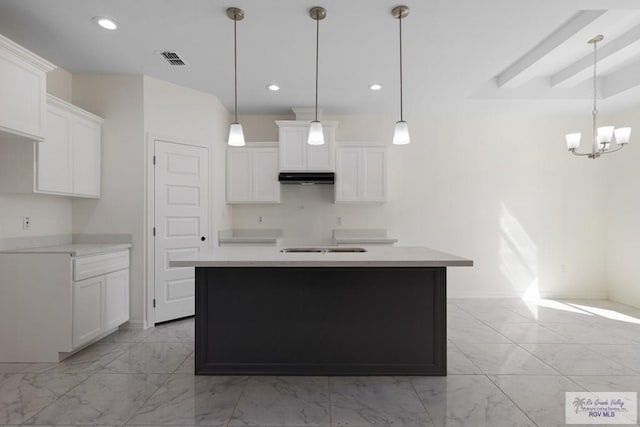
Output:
[
  {"left": 227, "top": 143, "right": 280, "bottom": 204},
  {"left": 73, "top": 275, "right": 105, "bottom": 348},
  {"left": 335, "top": 144, "right": 388, "bottom": 204},
  {"left": 0, "top": 248, "right": 130, "bottom": 362}
]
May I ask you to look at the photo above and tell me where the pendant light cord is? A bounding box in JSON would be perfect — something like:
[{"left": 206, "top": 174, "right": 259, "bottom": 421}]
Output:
[
  {"left": 592, "top": 39, "right": 598, "bottom": 154},
  {"left": 233, "top": 13, "right": 238, "bottom": 124},
  {"left": 399, "top": 12, "right": 404, "bottom": 122},
  {"left": 315, "top": 15, "right": 320, "bottom": 122}
]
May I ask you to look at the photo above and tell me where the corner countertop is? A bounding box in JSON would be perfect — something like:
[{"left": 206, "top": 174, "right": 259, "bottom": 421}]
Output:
[
  {"left": 169, "top": 245, "right": 473, "bottom": 268},
  {"left": 218, "top": 229, "right": 282, "bottom": 245},
  {"left": 0, "top": 243, "right": 132, "bottom": 257},
  {"left": 333, "top": 229, "right": 398, "bottom": 245}
]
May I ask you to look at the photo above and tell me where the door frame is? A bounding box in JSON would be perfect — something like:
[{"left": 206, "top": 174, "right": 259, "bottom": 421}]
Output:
[{"left": 144, "top": 133, "right": 211, "bottom": 328}]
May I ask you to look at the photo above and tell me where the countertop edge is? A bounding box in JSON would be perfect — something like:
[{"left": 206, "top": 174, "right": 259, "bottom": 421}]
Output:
[{"left": 170, "top": 260, "right": 473, "bottom": 268}]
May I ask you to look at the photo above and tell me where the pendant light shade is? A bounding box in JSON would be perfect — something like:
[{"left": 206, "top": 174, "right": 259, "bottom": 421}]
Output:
[
  {"left": 393, "top": 121, "right": 410, "bottom": 145},
  {"left": 392, "top": 5, "right": 410, "bottom": 145},
  {"left": 227, "top": 7, "right": 245, "bottom": 147},
  {"left": 308, "top": 121, "right": 324, "bottom": 145},
  {"left": 565, "top": 133, "right": 581, "bottom": 150},
  {"left": 308, "top": 7, "right": 326, "bottom": 146},
  {"left": 228, "top": 123, "right": 245, "bottom": 147}
]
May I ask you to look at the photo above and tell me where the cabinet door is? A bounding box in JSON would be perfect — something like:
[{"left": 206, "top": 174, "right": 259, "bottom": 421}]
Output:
[
  {"left": 307, "top": 126, "right": 334, "bottom": 171},
  {"left": 72, "top": 118, "right": 101, "bottom": 197},
  {"left": 105, "top": 269, "right": 129, "bottom": 330},
  {"left": 252, "top": 148, "right": 280, "bottom": 203},
  {"left": 362, "top": 148, "right": 387, "bottom": 202},
  {"left": 0, "top": 49, "right": 46, "bottom": 140},
  {"left": 37, "top": 107, "right": 72, "bottom": 194},
  {"left": 227, "top": 148, "right": 252, "bottom": 203},
  {"left": 335, "top": 148, "right": 361, "bottom": 202},
  {"left": 72, "top": 275, "right": 104, "bottom": 348},
  {"left": 279, "top": 127, "right": 307, "bottom": 171}
]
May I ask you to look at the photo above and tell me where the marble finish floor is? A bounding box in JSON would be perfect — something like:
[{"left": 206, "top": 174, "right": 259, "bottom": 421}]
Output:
[{"left": 1, "top": 298, "right": 640, "bottom": 426}]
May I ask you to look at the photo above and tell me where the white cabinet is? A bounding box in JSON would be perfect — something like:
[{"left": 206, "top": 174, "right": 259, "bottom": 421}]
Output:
[
  {"left": 0, "top": 95, "right": 103, "bottom": 198},
  {"left": 73, "top": 275, "right": 105, "bottom": 348},
  {"left": 335, "top": 144, "right": 388, "bottom": 204},
  {"left": 276, "top": 120, "right": 337, "bottom": 172},
  {"left": 0, "top": 248, "right": 130, "bottom": 362},
  {"left": 38, "top": 95, "right": 103, "bottom": 197},
  {"left": 227, "top": 143, "right": 280, "bottom": 204},
  {"left": 0, "top": 34, "right": 54, "bottom": 142}
]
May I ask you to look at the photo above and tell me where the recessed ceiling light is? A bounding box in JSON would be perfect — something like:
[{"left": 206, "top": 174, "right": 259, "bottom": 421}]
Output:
[
  {"left": 266, "top": 84, "right": 280, "bottom": 91},
  {"left": 93, "top": 16, "right": 118, "bottom": 30},
  {"left": 369, "top": 84, "right": 382, "bottom": 91}
]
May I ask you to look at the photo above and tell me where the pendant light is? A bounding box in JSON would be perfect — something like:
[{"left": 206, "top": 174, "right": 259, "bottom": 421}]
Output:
[
  {"left": 227, "top": 7, "right": 245, "bottom": 147},
  {"left": 565, "top": 34, "right": 631, "bottom": 158},
  {"left": 308, "top": 7, "right": 326, "bottom": 145},
  {"left": 392, "top": 5, "right": 410, "bottom": 145}
]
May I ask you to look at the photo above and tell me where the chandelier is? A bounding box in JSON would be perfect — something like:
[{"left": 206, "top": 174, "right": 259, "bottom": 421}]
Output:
[{"left": 566, "top": 35, "right": 631, "bottom": 159}]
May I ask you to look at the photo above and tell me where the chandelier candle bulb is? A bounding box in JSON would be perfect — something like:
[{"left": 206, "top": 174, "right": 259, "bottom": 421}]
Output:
[{"left": 615, "top": 127, "right": 632, "bottom": 145}]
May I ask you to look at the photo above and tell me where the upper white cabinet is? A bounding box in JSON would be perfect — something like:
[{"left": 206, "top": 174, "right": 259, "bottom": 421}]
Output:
[
  {"left": 0, "top": 95, "right": 103, "bottom": 198},
  {"left": 276, "top": 120, "right": 337, "bottom": 172},
  {"left": 335, "top": 144, "right": 388, "bottom": 204},
  {"left": 0, "top": 34, "right": 54, "bottom": 142},
  {"left": 227, "top": 143, "right": 280, "bottom": 204}
]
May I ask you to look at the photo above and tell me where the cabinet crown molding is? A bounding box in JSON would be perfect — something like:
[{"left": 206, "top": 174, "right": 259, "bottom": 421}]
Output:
[
  {"left": 0, "top": 33, "right": 55, "bottom": 72},
  {"left": 47, "top": 94, "right": 104, "bottom": 124}
]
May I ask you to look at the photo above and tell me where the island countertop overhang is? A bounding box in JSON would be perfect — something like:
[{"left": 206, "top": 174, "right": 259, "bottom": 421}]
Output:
[{"left": 169, "top": 245, "right": 473, "bottom": 268}]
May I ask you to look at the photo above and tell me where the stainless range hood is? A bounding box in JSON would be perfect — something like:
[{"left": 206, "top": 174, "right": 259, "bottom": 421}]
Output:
[{"left": 278, "top": 172, "right": 335, "bottom": 185}]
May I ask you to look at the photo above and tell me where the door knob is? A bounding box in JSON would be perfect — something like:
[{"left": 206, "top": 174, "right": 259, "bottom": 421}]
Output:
[{"left": 201, "top": 236, "right": 206, "bottom": 241}]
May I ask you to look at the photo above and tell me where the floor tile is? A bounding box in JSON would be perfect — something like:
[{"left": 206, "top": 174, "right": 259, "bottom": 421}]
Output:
[
  {"left": 447, "top": 321, "right": 512, "bottom": 344},
  {"left": 127, "top": 374, "right": 246, "bottom": 425},
  {"left": 446, "top": 344, "right": 481, "bottom": 374},
  {"left": 43, "top": 342, "right": 131, "bottom": 374},
  {"left": 539, "top": 322, "right": 640, "bottom": 344},
  {"left": 588, "top": 344, "right": 640, "bottom": 373},
  {"left": 174, "top": 352, "right": 194, "bottom": 374},
  {"left": 229, "top": 376, "right": 330, "bottom": 426},
  {"left": 521, "top": 343, "right": 631, "bottom": 375},
  {"left": 0, "top": 373, "right": 88, "bottom": 424},
  {"left": 144, "top": 319, "right": 195, "bottom": 343},
  {"left": 412, "top": 375, "right": 534, "bottom": 427},
  {"left": 101, "top": 342, "right": 193, "bottom": 374},
  {"left": 103, "top": 327, "right": 151, "bottom": 343},
  {"left": 492, "top": 323, "right": 567, "bottom": 344},
  {"left": 25, "top": 373, "right": 167, "bottom": 425},
  {"left": 489, "top": 375, "right": 585, "bottom": 427},
  {"left": 329, "top": 376, "right": 432, "bottom": 426},
  {"left": 0, "top": 364, "right": 57, "bottom": 374},
  {"left": 455, "top": 343, "right": 558, "bottom": 375}
]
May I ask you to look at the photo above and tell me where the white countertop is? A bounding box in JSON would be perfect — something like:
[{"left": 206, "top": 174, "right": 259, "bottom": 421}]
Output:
[
  {"left": 333, "top": 229, "right": 398, "bottom": 245},
  {"left": 169, "top": 245, "right": 473, "bottom": 268},
  {"left": 1, "top": 243, "right": 132, "bottom": 257},
  {"left": 218, "top": 229, "right": 282, "bottom": 245}
]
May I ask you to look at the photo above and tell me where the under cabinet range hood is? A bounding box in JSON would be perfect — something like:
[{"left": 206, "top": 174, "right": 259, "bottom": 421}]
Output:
[{"left": 278, "top": 172, "right": 334, "bottom": 185}]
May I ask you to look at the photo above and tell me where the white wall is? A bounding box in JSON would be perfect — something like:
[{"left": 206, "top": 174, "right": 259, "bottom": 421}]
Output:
[
  {"left": 71, "top": 74, "right": 146, "bottom": 324},
  {"left": 0, "top": 67, "right": 73, "bottom": 240},
  {"left": 233, "top": 112, "right": 608, "bottom": 299},
  {"left": 606, "top": 107, "right": 640, "bottom": 308}
]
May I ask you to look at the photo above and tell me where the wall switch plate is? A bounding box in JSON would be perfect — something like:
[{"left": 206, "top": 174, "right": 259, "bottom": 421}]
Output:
[
  {"left": 337, "top": 216, "right": 342, "bottom": 225},
  {"left": 23, "top": 216, "right": 31, "bottom": 230}
]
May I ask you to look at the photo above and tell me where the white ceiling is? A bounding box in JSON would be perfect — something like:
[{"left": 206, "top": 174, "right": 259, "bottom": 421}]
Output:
[{"left": 1, "top": 0, "right": 640, "bottom": 115}]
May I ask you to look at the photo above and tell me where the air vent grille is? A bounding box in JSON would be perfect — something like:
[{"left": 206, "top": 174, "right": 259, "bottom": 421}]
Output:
[{"left": 160, "top": 51, "right": 188, "bottom": 67}]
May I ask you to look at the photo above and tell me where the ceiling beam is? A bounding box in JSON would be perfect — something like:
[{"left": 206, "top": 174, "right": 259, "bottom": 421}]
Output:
[
  {"left": 496, "top": 10, "right": 606, "bottom": 88},
  {"left": 603, "top": 58, "right": 640, "bottom": 98},
  {"left": 551, "top": 24, "right": 640, "bottom": 88}
]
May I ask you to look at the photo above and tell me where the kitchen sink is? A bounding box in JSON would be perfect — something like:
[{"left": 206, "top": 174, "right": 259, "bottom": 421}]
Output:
[{"left": 280, "top": 247, "right": 367, "bottom": 253}]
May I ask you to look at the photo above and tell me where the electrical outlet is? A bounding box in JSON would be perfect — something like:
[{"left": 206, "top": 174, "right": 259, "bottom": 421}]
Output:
[
  {"left": 337, "top": 216, "right": 342, "bottom": 225},
  {"left": 258, "top": 216, "right": 263, "bottom": 224},
  {"left": 23, "top": 216, "right": 31, "bottom": 230}
]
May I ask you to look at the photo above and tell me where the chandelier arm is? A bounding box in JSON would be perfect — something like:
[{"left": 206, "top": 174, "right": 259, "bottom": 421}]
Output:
[
  {"left": 570, "top": 149, "right": 595, "bottom": 157},
  {"left": 601, "top": 145, "right": 625, "bottom": 155}
]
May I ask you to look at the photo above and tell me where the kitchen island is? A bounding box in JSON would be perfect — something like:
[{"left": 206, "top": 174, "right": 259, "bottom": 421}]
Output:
[{"left": 170, "top": 246, "right": 472, "bottom": 376}]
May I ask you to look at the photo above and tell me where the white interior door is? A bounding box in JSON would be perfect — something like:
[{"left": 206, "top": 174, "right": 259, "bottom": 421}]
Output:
[{"left": 154, "top": 140, "right": 209, "bottom": 323}]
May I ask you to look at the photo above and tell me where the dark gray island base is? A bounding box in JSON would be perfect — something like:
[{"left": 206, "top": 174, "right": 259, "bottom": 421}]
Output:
[{"left": 195, "top": 266, "right": 447, "bottom": 376}]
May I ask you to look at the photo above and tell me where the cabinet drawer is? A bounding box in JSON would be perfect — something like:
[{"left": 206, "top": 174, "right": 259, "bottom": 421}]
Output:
[{"left": 74, "top": 251, "right": 129, "bottom": 281}]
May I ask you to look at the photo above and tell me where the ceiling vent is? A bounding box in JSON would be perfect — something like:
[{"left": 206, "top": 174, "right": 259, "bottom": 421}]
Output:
[{"left": 159, "top": 51, "right": 188, "bottom": 67}]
